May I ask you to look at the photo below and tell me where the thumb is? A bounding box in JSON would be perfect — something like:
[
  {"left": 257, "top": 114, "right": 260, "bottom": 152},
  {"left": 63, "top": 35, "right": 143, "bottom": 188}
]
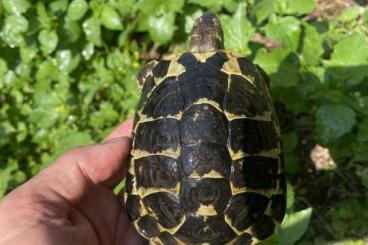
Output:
[{"left": 24, "top": 137, "right": 131, "bottom": 205}]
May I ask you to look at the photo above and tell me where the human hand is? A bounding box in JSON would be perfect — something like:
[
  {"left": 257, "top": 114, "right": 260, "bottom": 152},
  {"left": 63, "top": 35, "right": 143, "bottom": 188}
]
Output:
[{"left": 0, "top": 119, "right": 144, "bottom": 245}]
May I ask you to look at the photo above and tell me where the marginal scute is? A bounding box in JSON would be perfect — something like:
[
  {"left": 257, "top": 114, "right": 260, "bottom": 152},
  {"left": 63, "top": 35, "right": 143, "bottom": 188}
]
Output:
[
  {"left": 224, "top": 192, "right": 269, "bottom": 232},
  {"left": 126, "top": 195, "right": 142, "bottom": 221},
  {"left": 143, "top": 192, "right": 184, "bottom": 229},
  {"left": 233, "top": 233, "right": 253, "bottom": 245},
  {"left": 153, "top": 60, "right": 171, "bottom": 78},
  {"left": 137, "top": 76, "right": 156, "bottom": 111},
  {"left": 158, "top": 232, "right": 178, "bottom": 245},
  {"left": 135, "top": 156, "right": 180, "bottom": 190},
  {"left": 180, "top": 104, "right": 228, "bottom": 145},
  {"left": 134, "top": 118, "right": 180, "bottom": 153},
  {"left": 270, "top": 194, "right": 286, "bottom": 223},
  {"left": 176, "top": 215, "right": 236, "bottom": 244},
  {"left": 137, "top": 215, "right": 161, "bottom": 238},
  {"left": 250, "top": 215, "right": 275, "bottom": 240},
  {"left": 179, "top": 178, "right": 231, "bottom": 215}
]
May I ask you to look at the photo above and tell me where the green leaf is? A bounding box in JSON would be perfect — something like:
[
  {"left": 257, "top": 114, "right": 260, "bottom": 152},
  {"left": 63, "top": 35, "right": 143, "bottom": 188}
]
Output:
[
  {"left": 255, "top": 48, "right": 300, "bottom": 87},
  {"left": 221, "top": 3, "right": 254, "bottom": 55},
  {"left": 316, "top": 104, "right": 356, "bottom": 143},
  {"left": 83, "top": 17, "right": 102, "bottom": 46},
  {"left": 101, "top": 5, "right": 123, "bottom": 30},
  {"left": 66, "top": 0, "right": 89, "bottom": 21},
  {"left": 3, "top": 0, "right": 30, "bottom": 15},
  {"left": 263, "top": 16, "right": 301, "bottom": 51},
  {"left": 286, "top": 183, "right": 295, "bottom": 210},
  {"left": 148, "top": 13, "right": 175, "bottom": 44},
  {"left": 277, "top": 0, "right": 316, "bottom": 15},
  {"left": 324, "top": 31, "right": 368, "bottom": 84},
  {"left": 279, "top": 208, "right": 313, "bottom": 245},
  {"left": 301, "top": 23, "right": 324, "bottom": 65},
  {"left": 337, "top": 6, "right": 360, "bottom": 23},
  {"left": 38, "top": 29, "right": 58, "bottom": 55},
  {"left": 251, "top": 0, "right": 277, "bottom": 24},
  {"left": 1, "top": 15, "right": 29, "bottom": 47}
]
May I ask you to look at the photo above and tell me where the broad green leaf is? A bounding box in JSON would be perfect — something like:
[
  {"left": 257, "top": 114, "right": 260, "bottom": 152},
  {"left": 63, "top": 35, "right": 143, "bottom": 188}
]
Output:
[
  {"left": 66, "top": 0, "right": 89, "bottom": 21},
  {"left": 301, "top": 23, "right": 324, "bottom": 66},
  {"left": 316, "top": 104, "right": 356, "bottom": 142},
  {"left": 324, "top": 31, "right": 368, "bottom": 84},
  {"left": 337, "top": 6, "right": 360, "bottom": 23},
  {"left": 148, "top": 13, "right": 175, "bottom": 44},
  {"left": 221, "top": 3, "right": 254, "bottom": 55},
  {"left": 83, "top": 17, "right": 102, "bottom": 46},
  {"left": 279, "top": 208, "right": 313, "bottom": 245},
  {"left": 1, "top": 15, "right": 28, "bottom": 47},
  {"left": 3, "top": 0, "right": 30, "bottom": 15},
  {"left": 263, "top": 16, "right": 301, "bottom": 51},
  {"left": 255, "top": 48, "right": 300, "bottom": 87},
  {"left": 277, "top": 0, "right": 316, "bottom": 15},
  {"left": 251, "top": 0, "right": 277, "bottom": 24},
  {"left": 38, "top": 29, "right": 58, "bottom": 55},
  {"left": 101, "top": 5, "right": 123, "bottom": 30}
]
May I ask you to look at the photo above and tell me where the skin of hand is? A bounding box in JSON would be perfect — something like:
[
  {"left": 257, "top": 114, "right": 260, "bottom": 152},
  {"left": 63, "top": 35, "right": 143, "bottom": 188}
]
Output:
[{"left": 0, "top": 118, "right": 145, "bottom": 245}]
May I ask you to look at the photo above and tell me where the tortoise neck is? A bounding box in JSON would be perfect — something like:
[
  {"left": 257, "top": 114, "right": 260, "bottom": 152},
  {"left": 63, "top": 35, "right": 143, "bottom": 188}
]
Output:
[{"left": 189, "top": 12, "right": 224, "bottom": 53}]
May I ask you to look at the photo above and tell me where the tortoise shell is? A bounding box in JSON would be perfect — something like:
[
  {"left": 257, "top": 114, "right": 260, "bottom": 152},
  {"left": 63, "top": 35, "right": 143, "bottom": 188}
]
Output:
[{"left": 125, "top": 12, "right": 286, "bottom": 245}]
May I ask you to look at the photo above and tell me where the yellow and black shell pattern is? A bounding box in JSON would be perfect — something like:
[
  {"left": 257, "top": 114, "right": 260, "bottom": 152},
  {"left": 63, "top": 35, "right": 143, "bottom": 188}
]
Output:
[{"left": 125, "top": 50, "right": 286, "bottom": 245}]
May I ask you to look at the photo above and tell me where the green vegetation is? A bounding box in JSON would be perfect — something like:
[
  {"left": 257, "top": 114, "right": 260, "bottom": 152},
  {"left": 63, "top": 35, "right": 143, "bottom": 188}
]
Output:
[{"left": 1, "top": 0, "right": 367, "bottom": 244}]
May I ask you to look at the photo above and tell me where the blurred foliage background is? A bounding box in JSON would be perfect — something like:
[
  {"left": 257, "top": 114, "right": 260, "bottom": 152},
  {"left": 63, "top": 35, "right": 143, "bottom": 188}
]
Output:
[{"left": 1, "top": 0, "right": 368, "bottom": 244}]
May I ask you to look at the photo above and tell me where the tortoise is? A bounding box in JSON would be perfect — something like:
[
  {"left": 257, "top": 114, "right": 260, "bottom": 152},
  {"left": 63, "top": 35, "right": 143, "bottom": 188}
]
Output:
[{"left": 124, "top": 12, "right": 286, "bottom": 245}]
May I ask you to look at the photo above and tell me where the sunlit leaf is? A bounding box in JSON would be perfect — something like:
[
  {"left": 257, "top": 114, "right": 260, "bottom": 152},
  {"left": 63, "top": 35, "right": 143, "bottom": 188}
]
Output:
[
  {"left": 279, "top": 208, "right": 313, "bottom": 245},
  {"left": 3, "top": 0, "right": 30, "bottom": 15},
  {"left": 38, "top": 29, "right": 58, "bottom": 55},
  {"left": 148, "top": 13, "right": 175, "bottom": 44},
  {"left": 83, "top": 17, "right": 102, "bottom": 46},
  {"left": 66, "top": 0, "right": 89, "bottom": 21},
  {"left": 101, "top": 5, "right": 123, "bottom": 30},
  {"left": 221, "top": 3, "right": 254, "bottom": 55}
]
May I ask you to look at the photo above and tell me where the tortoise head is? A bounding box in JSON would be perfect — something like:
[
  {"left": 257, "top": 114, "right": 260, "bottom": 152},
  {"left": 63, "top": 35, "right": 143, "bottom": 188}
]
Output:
[{"left": 189, "top": 12, "right": 224, "bottom": 53}]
